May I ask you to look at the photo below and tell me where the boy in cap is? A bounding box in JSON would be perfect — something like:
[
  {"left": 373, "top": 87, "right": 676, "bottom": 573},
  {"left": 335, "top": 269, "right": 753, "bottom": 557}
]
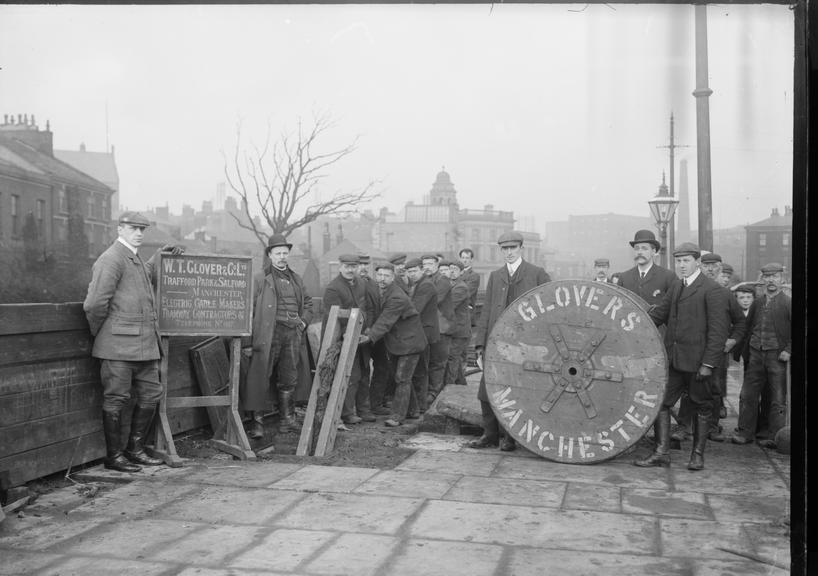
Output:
[
  {"left": 471, "top": 231, "right": 550, "bottom": 451},
  {"left": 732, "top": 263, "right": 791, "bottom": 449},
  {"left": 635, "top": 242, "right": 729, "bottom": 471},
  {"left": 84, "top": 212, "right": 185, "bottom": 472},
  {"left": 241, "top": 234, "right": 313, "bottom": 437},
  {"left": 405, "top": 257, "right": 439, "bottom": 414},
  {"left": 421, "top": 254, "right": 452, "bottom": 406}
]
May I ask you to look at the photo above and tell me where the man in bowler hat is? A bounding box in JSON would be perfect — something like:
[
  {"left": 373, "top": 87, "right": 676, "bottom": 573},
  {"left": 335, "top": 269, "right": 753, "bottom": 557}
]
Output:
[
  {"left": 613, "top": 229, "right": 678, "bottom": 308},
  {"left": 84, "top": 212, "right": 185, "bottom": 472}
]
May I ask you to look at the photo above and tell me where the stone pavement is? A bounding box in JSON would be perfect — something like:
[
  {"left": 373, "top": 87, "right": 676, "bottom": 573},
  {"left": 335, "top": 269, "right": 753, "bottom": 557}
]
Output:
[{"left": 0, "top": 366, "right": 790, "bottom": 576}]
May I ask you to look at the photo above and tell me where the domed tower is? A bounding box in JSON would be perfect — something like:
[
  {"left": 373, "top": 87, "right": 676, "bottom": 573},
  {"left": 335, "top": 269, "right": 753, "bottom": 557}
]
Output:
[{"left": 429, "top": 166, "right": 458, "bottom": 207}]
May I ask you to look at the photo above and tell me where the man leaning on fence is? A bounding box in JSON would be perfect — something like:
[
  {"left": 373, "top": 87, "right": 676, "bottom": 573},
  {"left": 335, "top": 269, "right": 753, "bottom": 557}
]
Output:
[{"left": 83, "top": 211, "right": 184, "bottom": 473}]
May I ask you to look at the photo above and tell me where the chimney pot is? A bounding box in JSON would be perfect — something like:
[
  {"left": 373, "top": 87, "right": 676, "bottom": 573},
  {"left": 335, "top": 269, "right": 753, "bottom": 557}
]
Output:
[
  {"left": 3, "top": 114, "right": 7, "bottom": 124},
  {"left": 17, "top": 114, "right": 22, "bottom": 124},
  {"left": 24, "top": 113, "right": 28, "bottom": 125},
  {"left": 80, "top": 142, "right": 86, "bottom": 152},
  {"left": 31, "top": 114, "right": 35, "bottom": 127}
]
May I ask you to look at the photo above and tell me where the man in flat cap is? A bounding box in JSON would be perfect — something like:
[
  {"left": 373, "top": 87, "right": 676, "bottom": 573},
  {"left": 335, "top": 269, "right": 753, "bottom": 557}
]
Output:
[
  {"left": 405, "top": 257, "right": 439, "bottom": 415},
  {"left": 359, "top": 263, "right": 427, "bottom": 427},
  {"left": 471, "top": 231, "right": 551, "bottom": 452},
  {"left": 675, "top": 252, "right": 746, "bottom": 442},
  {"left": 593, "top": 258, "right": 611, "bottom": 282},
  {"left": 635, "top": 242, "right": 729, "bottom": 471},
  {"left": 443, "top": 260, "right": 472, "bottom": 388},
  {"left": 241, "top": 234, "right": 313, "bottom": 437},
  {"left": 732, "top": 263, "right": 791, "bottom": 449},
  {"left": 421, "top": 253, "right": 453, "bottom": 406},
  {"left": 389, "top": 253, "right": 409, "bottom": 294},
  {"left": 322, "top": 254, "right": 376, "bottom": 425},
  {"left": 457, "top": 248, "right": 480, "bottom": 385},
  {"left": 84, "top": 212, "right": 185, "bottom": 472},
  {"left": 718, "top": 263, "right": 734, "bottom": 288},
  {"left": 613, "top": 230, "right": 678, "bottom": 308}
]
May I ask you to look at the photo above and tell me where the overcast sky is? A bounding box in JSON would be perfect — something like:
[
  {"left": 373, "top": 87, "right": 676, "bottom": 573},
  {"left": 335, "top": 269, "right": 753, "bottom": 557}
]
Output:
[{"left": 0, "top": 4, "right": 794, "bottom": 233}]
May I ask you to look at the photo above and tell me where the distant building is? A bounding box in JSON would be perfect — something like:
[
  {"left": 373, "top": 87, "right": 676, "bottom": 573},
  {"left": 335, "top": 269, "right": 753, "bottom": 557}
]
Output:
[
  {"left": 54, "top": 143, "right": 120, "bottom": 219},
  {"left": 0, "top": 114, "right": 115, "bottom": 258},
  {"left": 745, "top": 206, "right": 793, "bottom": 281}
]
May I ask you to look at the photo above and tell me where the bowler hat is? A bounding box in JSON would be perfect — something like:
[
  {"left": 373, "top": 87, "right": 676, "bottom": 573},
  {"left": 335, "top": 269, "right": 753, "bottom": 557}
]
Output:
[
  {"left": 700, "top": 252, "right": 722, "bottom": 264},
  {"left": 338, "top": 254, "right": 359, "bottom": 265},
  {"left": 594, "top": 258, "right": 610, "bottom": 267},
  {"left": 375, "top": 262, "right": 395, "bottom": 272},
  {"left": 629, "top": 230, "right": 660, "bottom": 251},
  {"left": 673, "top": 242, "right": 701, "bottom": 259},
  {"left": 760, "top": 262, "right": 784, "bottom": 274},
  {"left": 118, "top": 211, "right": 151, "bottom": 228},
  {"left": 497, "top": 231, "right": 524, "bottom": 246},
  {"left": 405, "top": 257, "right": 423, "bottom": 270},
  {"left": 266, "top": 234, "right": 292, "bottom": 250},
  {"left": 389, "top": 253, "right": 407, "bottom": 265}
]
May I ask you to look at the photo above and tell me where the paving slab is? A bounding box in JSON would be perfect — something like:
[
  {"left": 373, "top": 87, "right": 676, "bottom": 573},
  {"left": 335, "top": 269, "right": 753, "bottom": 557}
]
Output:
[
  {"left": 276, "top": 493, "right": 424, "bottom": 534},
  {"left": 71, "top": 461, "right": 193, "bottom": 484},
  {"left": 396, "top": 450, "right": 500, "bottom": 476},
  {"left": 659, "top": 518, "right": 756, "bottom": 561},
  {"left": 401, "top": 432, "right": 473, "bottom": 452},
  {"left": 0, "top": 550, "right": 62, "bottom": 575},
  {"left": 153, "top": 485, "right": 306, "bottom": 525},
  {"left": 708, "top": 493, "right": 790, "bottom": 523},
  {"left": 742, "top": 522, "right": 792, "bottom": 566},
  {"left": 493, "top": 456, "right": 671, "bottom": 490},
  {"left": 443, "top": 475, "right": 565, "bottom": 508},
  {"left": 175, "top": 568, "right": 287, "bottom": 576},
  {"left": 72, "top": 480, "right": 199, "bottom": 518},
  {"left": 563, "top": 482, "right": 621, "bottom": 513},
  {"left": 270, "top": 464, "right": 379, "bottom": 493},
  {"left": 228, "top": 528, "right": 336, "bottom": 571},
  {"left": 0, "top": 514, "right": 109, "bottom": 551},
  {"left": 621, "top": 489, "right": 711, "bottom": 520},
  {"left": 152, "top": 524, "right": 267, "bottom": 566},
  {"left": 353, "top": 470, "right": 460, "bottom": 499},
  {"left": 409, "top": 500, "right": 657, "bottom": 554},
  {"left": 37, "top": 556, "right": 172, "bottom": 576},
  {"left": 671, "top": 468, "right": 788, "bottom": 498},
  {"left": 303, "top": 533, "right": 399, "bottom": 576},
  {"left": 386, "top": 538, "right": 504, "bottom": 576},
  {"left": 180, "top": 462, "right": 304, "bottom": 487}
]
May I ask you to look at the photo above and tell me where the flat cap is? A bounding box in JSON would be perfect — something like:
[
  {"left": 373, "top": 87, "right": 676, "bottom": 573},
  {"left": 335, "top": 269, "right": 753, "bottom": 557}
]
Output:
[
  {"left": 700, "top": 252, "right": 722, "bottom": 264},
  {"left": 497, "top": 230, "right": 524, "bottom": 246},
  {"left": 374, "top": 261, "right": 394, "bottom": 272},
  {"left": 358, "top": 253, "right": 370, "bottom": 264},
  {"left": 118, "top": 211, "right": 151, "bottom": 227},
  {"left": 760, "top": 262, "right": 785, "bottom": 274},
  {"left": 721, "top": 263, "right": 734, "bottom": 274},
  {"left": 389, "top": 253, "right": 407, "bottom": 265},
  {"left": 733, "top": 283, "right": 756, "bottom": 294},
  {"left": 673, "top": 242, "right": 701, "bottom": 259},
  {"left": 438, "top": 259, "right": 452, "bottom": 267},
  {"left": 594, "top": 258, "right": 610, "bottom": 267},
  {"left": 448, "top": 260, "right": 463, "bottom": 271},
  {"left": 405, "top": 257, "right": 423, "bottom": 269},
  {"left": 338, "top": 253, "right": 360, "bottom": 265},
  {"left": 420, "top": 254, "right": 438, "bottom": 261}
]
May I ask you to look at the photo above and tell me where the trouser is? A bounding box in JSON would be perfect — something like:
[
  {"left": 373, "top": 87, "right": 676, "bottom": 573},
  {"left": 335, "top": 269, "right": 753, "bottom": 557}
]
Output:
[
  {"left": 737, "top": 348, "right": 788, "bottom": 438},
  {"left": 445, "top": 336, "right": 469, "bottom": 386},
  {"left": 456, "top": 339, "right": 469, "bottom": 385},
  {"left": 100, "top": 359, "right": 162, "bottom": 412},
  {"left": 411, "top": 346, "right": 430, "bottom": 412},
  {"left": 662, "top": 366, "right": 714, "bottom": 419},
  {"left": 390, "top": 353, "right": 421, "bottom": 422},
  {"left": 270, "top": 323, "right": 301, "bottom": 394},
  {"left": 678, "top": 353, "right": 728, "bottom": 432},
  {"left": 369, "top": 340, "right": 392, "bottom": 408},
  {"left": 342, "top": 349, "right": 371, "bottom": 419},
  {"left": 427, "top": 337, "right": 450, "bottom": 398}
]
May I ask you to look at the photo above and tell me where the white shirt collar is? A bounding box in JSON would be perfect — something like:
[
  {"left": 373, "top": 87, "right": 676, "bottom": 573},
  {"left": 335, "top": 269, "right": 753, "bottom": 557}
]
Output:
[
  {"left": 684, "top": 268, "right": 701, "bottom": 286},
  {"left": 507, "top": 258, "right": 523, "bottom": 276},
  {"left": 117, "top": 237, "right": 138, "bottom": 255},
  {"left": 637, "top": 263, "right": 653, "bottom": 276}
]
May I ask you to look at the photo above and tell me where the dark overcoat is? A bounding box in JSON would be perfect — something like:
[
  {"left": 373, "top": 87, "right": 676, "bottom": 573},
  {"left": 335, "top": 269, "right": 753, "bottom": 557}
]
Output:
[
  {"left": 84, "top": 241, "right": 162, "bottom": 361},
  {"left": 650, "top": 273, "right": 730, "bottom": 372},
  {"left": 241, "top": 267, "right": 313, "bottom": 411},
  {"left": 460, "top": 267, "right": 480, "bottom": 307},
  {"left": 368, "top": 282, "right": 427, "bottom": 356},
  {"left": 321, "top": 273, "right": 373, "bottom": 365},
  {"left": 614, "top": 264, "right": 678, "bottom": 308},
  {"left": 411, "top": 275, "right": 440, "bottom": 344},
  {"left": 447, "top": 278, "right": 471, "bottom": 338}
]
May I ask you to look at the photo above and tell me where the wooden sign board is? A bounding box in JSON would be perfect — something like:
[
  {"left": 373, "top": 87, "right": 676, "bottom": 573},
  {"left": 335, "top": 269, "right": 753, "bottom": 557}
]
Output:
[{"left": 157, "top": 253, "right": 253, "bottom": 336}]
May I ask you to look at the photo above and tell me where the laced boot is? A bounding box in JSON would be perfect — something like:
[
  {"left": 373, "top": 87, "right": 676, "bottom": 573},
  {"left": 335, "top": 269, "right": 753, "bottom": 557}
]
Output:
[
  {"left": 103, "top": 409, "right": 141, "bottom": 473},
  {"left": 468, "top": 401, "right": 499, "bottom": 449},
  {"left": 278, "top": 390, "right": 295, "bottom": 433},
  {"left": 124, "top": 405, "right": 163, "bottom": 466},
  {"left": 634, "top": 409, "right": 671, "bottom": 467},
  {"left": 687, "top": 413, "right": 709, "bottom": 471}
]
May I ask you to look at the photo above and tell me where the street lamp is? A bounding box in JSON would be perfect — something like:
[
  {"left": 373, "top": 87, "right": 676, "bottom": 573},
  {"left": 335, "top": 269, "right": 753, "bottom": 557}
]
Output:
[{"left": 648, "top": 173, "right": 680, "bottom": 268}]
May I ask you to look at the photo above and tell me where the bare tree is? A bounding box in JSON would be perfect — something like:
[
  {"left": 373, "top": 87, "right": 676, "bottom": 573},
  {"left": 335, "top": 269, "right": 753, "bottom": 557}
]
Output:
[{"left": 223, "top": 113, "right": 379, "bottom": 248}]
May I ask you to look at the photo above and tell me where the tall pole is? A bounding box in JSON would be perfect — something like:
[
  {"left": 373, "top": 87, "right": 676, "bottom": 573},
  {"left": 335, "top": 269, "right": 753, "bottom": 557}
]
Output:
[
  {"left": 693, "top": 4, "right": 714, "bottom": 251},
  {"left": 658, "top": 113, "right": 689, "bottom": 256}
]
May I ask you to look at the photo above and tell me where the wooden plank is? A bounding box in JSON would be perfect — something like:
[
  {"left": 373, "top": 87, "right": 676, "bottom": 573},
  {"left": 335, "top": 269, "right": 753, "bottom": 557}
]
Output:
[
  {"left": 297, "top": 306, "right": 341, "bottom": 456},
  {"left": 314, "top": 309, "right": 363, "bottom": 457},
  {"left": 0, "top": 431, "right": 106, "bottom": 488},
  {"left": 165, "top": 396, "right": 232, "bottom": 408},
  {"left": 0, "top": 380, "right": 101, "bottom": 427},
  {"left": 0, "top": 406, "right": 101, "bottom": 459},
  {"left": 0, "top": 303, "right": 88, "bottom": 336},
  {"left": 189, "top": 336, "right": 230, "bottom": 432},
  {"left": 0, "top": 331, "right": 93, "bottom": 366},
  {"left": 0, "top": 357, "right": 98, "bottom": 396},
  {"left": 215, "top": 338, "right": 254, "bottom": 460}
]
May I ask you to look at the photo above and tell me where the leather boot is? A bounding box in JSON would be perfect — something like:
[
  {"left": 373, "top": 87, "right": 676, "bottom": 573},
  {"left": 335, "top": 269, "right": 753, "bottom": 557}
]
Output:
[
  {"left": 103, "top": 409, "right": 141, "bottom": 473},
  {"left": 124, "top": 405, "right": 163, "bottom": 466},
  {"left": 247, "top": 412, "right": 264, "bottom": 439},
  {"left": 687, "top": 413, "right": 709, "bottom": 471},
  {"left": 278, "top": 390, "right": 295, "bottom": 433},
  {"left": 634, "top": 408, "right": 671, "bottom": 467},
  {"left": 468, "top": 401, "right": 499, "bottom": 448},
  {"left": 500, "top": 434, "right": 517, "bottom": 452}
]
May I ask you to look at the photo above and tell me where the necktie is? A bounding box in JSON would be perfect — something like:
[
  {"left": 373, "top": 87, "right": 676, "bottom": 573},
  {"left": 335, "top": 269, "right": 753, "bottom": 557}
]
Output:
[{"left": 640, "top": 271, "right": 646, "bottom": 279}]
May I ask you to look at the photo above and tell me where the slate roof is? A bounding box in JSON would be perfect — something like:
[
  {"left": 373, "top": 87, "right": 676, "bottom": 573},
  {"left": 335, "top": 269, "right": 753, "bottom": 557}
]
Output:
[{"left": 54, "top": 148, "right": 119, "bottom": 189}]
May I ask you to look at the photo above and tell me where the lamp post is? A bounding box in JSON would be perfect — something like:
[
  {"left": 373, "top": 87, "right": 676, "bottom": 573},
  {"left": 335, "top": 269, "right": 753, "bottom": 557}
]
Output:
[{"left": 648, "top": 173, "right": 680, "bottom": 269}]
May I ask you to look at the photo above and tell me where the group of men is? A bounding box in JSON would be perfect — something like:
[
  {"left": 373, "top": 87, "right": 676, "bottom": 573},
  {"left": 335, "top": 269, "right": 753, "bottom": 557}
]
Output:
[{"left": 84, "top": 212, "right": 790, "bottom": 474}]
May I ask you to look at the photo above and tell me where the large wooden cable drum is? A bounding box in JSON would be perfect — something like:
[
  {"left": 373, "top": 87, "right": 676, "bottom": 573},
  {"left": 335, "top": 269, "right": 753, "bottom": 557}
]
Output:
[{"left": 484, "top": 280, "right": 668, "bottom": 463}]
